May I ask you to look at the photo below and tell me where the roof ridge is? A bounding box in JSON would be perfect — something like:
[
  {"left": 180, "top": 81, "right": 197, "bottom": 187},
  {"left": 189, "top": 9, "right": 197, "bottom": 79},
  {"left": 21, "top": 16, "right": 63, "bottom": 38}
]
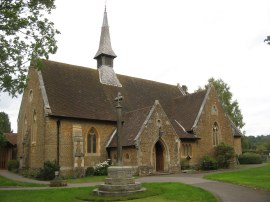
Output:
[
  {"left": 43, "top": 59, "right": 96, "bottom": 71},
  {"left": 173, "top": 89, "right": 208, "bottom": 100},
  {"left": 124, "top": 105, "right": 152, "bottom": 114},
  {"left": 43, "top": 60, "right": 180, "bottom": 90},
  {"left": 191, "top": 87, "right": 212, "bottom": 130},
  {"left": 117, "top": 73, "right": 179, "bottom": 88}
]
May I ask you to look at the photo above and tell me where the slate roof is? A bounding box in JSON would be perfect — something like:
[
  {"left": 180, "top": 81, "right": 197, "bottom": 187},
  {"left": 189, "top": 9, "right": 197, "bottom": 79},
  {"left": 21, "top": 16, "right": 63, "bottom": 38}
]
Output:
[
  {"left": 4, "top": 133, "right": 17, "bottom": 146},
  {"left": 39, "top": 60, "right": 240, "bottom": 142},
  {"left": 230, "top": 120, "right": 242, "bottom": 137},
  {"left": 40, "top": 60, "right": 183, "bottom": 121},
  {"left": 168, "top": 90, "right": 208, "bottom": 132},
  {"left": 108, "top": 106, "right": 152, "bottom": 147}
]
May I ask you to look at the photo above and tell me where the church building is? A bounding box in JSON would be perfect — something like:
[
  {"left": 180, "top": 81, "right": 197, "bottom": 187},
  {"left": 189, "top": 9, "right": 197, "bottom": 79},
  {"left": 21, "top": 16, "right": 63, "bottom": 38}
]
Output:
[{"left": 17, "top": 9, "right": 242, "bottom": 176}]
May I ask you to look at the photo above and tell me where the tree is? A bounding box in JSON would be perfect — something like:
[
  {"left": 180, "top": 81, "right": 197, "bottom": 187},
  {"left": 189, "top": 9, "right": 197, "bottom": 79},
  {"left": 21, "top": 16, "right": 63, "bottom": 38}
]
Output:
[
  {"left": 199, "top": 78, "right": 245, "bottom": 129},
  {"left": 0, "top": 0, "right": 60, "bottom": 97},
  {"left": 264, "top": 36, "right": 270, "bottom": 45},
  {"left": 0, "top": 112, "right": 11, "bottom": 133},
  {"left": 215, "top": 142, "right": 235, "bottom": 168},
  {"left": 181, "top": 85, "right": 188, "bottom": 94},
  {"left": 0, "top": 111, "right": 11, "bottom": 147}
]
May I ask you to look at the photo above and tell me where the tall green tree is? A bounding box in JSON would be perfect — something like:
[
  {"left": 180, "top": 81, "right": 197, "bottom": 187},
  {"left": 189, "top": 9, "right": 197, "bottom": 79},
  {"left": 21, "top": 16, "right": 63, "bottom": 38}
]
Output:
[
  {"left": 0, "top": 0, "right": 60, "bottom": 97},
  {"left": 0, "top": 112, "right": 11, "bottom": 147},
  {"left": 264, "top": 36, "right": 270, "bottom": 45},
  {"left": 200, "top": 78, "right": 245, "bottom": 129},
  {"left": 0, "top": 112, "right": 11, "bottom": 133}
]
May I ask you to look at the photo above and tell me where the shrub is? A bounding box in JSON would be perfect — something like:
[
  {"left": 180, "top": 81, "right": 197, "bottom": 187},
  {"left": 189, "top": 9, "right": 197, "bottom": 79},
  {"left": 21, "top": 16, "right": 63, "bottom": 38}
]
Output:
[
  {"left": 85, "top": 166, "right": 95, "bottom": 176},
  {"left": 36, "top": 161, "right": 60, "bottom": 181},
  {"left": 200, "top": 156, "right": 218, "bottom": 170},
  {"left": 261, "top": 155, "right": 268, "bottom": 162},
  {"left": 7, "top": 160, "right": 19, "bottom": 172},
  {"left": 20, "top": 168, "right": 39, "bottom": 179},
  {"left": 94, "top": 160, "right": 110, "bottom": 176},
  {"left": 215, "top": 143, "right": 235, "bottom": 168},
  {"left": 238, "top": 152, "right": 263, "bottom": 164}
]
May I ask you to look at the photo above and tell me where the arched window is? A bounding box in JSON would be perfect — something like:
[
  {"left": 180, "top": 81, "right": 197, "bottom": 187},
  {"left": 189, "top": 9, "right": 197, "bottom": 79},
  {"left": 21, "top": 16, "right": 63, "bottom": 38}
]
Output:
[
  {"left": 87, "top": 127, "right": 97, "bottom": 153},
  {"left": 23, "top": 116, "right": 27, "bottom": 141},
  {"left": 31, "top": 110, "right": 37, "bottom": 143},
  {"left": 212, "top": 122, "right": 219, "bottom": 146}
]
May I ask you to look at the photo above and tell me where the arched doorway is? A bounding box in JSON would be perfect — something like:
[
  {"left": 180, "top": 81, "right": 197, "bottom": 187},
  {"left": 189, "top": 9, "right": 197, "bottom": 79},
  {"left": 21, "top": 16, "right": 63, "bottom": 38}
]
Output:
[{"left": 155, "top": 141, "right": 164, "bottom": 171}]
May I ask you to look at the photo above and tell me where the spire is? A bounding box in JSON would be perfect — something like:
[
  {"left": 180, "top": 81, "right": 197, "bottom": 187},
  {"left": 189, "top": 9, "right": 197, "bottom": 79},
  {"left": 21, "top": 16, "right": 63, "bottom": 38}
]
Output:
[
  {"left": 94, "top": 7, "right": 122, "bottom": 87},
  {"left": 94, "top": 8, "right": 117, "bottom": 62}
]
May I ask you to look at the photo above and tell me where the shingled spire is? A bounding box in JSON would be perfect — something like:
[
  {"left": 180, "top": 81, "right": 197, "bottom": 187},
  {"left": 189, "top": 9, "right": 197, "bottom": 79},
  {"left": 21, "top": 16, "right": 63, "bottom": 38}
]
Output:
[
  {"left": 94, "top": 7, "right": 122, "bottom": 87},
  {"left": 94, "top": 7, "right": 117, "bottom": 68}
]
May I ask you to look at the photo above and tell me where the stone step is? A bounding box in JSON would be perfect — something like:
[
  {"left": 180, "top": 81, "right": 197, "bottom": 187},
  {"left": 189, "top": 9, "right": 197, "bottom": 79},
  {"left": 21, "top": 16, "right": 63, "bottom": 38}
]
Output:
[
  {"left": 105, "top": 177, "right": 135, "bottom": 185},
  {"left": 98, "top": 182, "right": 142, "bottom": 192},
  {"left": 92, "top": 187, "right": 146, "bottom": 196},
  {"left": 108, "top": 166, "right": 133, "bottom": 178},
  {"left": 154, "top": 171, "right": 170, "bottom": 175}
]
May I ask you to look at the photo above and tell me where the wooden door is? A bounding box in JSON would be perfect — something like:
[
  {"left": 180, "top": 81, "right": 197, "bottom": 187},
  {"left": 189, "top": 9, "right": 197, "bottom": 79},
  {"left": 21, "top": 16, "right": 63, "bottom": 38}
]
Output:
[
  {"left": 155, "top": 142, "right": 164, "bottom": 171},
  {"left": 0, "top": 148, "right": 8, "bottom": 169}
]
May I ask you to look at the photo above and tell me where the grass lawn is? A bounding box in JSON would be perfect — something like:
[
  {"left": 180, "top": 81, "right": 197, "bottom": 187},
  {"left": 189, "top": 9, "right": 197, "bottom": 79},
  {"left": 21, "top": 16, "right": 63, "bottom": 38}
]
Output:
[
  {"left": 204, "top": 163, "right": 270, "bottom": 191},
  {"left": 0, "top": 175, "right": 46, "bottom": 187},
  {"left": 0, "top": 182, "right": 217, "bottom": 202}
]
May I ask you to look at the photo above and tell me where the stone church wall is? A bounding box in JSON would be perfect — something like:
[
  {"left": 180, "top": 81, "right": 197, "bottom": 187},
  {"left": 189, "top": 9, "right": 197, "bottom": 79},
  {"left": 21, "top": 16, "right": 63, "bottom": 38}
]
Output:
[
  {"left": 109, "top": 147, "right": 138, "bottom": 167},
  {"left": 179, "top": 141, "right": 198, "bottom": 168},
  {"left": 138, "top": 102, "right": 180, "bottom": 175},
  {"left": 234, "top": 137, "right": 242, "bottom": 155},
  {"left": 45, "top": 118, "right": 115, "bottom": 175},
  {"left": 17, "top": 68, "right": 46, "bottom": 169},
  {"left": 109, "top": 147, "right": 139, "bottom": 175},
  {"left": 194, "top": 88, "right": 235, "bottom": 163}
]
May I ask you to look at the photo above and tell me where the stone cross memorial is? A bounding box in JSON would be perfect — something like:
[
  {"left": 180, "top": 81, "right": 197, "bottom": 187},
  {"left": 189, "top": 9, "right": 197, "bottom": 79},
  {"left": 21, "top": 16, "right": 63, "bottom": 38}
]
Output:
[
  {"left": 115, "top": 92, "right": 123, "bottom": 166},
  {"left": 92, "top": 92, "right": 145, "bottom": 196}
]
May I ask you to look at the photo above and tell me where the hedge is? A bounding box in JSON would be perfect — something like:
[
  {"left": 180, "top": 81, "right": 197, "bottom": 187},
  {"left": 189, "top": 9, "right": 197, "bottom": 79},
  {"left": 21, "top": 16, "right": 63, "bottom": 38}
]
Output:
[{"left": 238, "top": 152, "right": 262, "bottom": 164}]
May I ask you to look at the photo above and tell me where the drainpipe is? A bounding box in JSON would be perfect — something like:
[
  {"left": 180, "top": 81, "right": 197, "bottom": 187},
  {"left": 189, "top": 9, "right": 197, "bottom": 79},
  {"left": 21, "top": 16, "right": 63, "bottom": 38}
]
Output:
[{"left": 56, "top": 119, "right": 61, "bottom": 166}]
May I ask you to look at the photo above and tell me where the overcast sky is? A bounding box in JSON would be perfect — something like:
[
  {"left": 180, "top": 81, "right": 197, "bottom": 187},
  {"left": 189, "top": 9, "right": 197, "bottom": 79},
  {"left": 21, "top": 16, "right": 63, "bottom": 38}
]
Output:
[{"left": 1, "top": 0, "right": 270, "bottom": 136}]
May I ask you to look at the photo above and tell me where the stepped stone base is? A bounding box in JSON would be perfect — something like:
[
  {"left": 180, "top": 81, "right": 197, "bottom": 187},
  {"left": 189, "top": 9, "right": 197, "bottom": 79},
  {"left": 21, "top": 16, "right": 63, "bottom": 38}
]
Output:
[{"left": 93, "top": 166, "right": 145, "bottom": 196}]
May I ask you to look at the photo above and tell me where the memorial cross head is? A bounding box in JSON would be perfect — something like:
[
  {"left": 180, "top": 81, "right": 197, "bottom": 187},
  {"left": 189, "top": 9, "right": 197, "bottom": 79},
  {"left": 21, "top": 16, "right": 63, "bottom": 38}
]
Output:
[{"left": 114, "top": 92, "right": 123, "bottom": 107}]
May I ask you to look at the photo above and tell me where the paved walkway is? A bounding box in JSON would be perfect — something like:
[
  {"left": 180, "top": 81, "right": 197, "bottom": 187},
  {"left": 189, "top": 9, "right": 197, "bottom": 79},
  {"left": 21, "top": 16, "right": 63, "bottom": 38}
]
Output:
[
  {"left": 137, "top": 173, "right": 270, "bottom": 202},
  {"left": 1, "top": 166, "right": 270, "bottom": 202}
]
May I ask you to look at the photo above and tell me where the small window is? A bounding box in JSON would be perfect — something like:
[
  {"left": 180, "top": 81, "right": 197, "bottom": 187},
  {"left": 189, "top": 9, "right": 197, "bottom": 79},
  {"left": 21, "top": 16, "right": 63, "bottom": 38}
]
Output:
[
  {"left": 125, "top": 153, "right": 130, "bottom": 159},
  {"left": 33, "top": 111, "right": 37, "bottom": 122},
  {"left": 182, "top": 143, "right": 192, "bottom": 156},
  {"left": 23, "top": 116, "right": 27, "bottom": 141},
  {"left": 211, "top": 105, "right": 218, "bottom": 115},
  {"left": 29, "top": 90, "right": 33, "bottom": 102},
  {"left": 212, "top": 122, "right": 219, "bottom": 146}
]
